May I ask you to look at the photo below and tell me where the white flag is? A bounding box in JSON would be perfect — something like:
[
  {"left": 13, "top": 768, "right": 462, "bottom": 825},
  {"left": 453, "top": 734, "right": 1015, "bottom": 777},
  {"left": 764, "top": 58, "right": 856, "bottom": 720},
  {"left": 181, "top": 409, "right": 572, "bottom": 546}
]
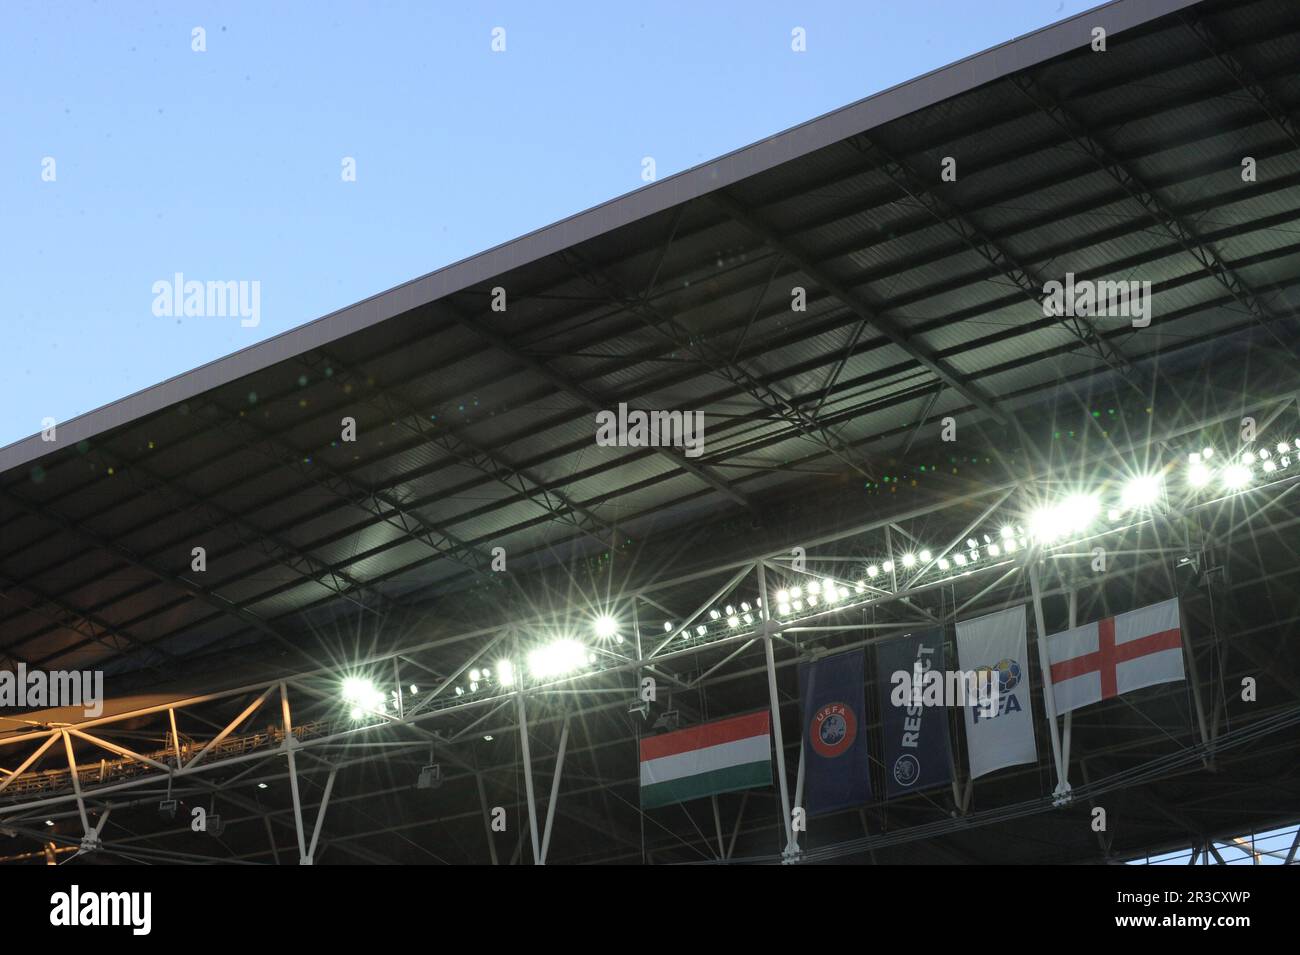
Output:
[
  {"left": 1045, "top": 597, "right": 1184, "bottom": 715},
  {"left": 955, "top": 605, "right": 1038, "bottom": 779}
]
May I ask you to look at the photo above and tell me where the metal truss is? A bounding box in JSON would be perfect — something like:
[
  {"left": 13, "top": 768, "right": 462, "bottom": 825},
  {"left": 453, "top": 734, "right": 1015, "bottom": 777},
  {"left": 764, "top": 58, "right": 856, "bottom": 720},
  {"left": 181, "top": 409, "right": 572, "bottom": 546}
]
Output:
[
  {"left": 709, "top": 191, "right": 1015, "bottom": 431},
  {"left": 301, "top": 347, "right": 622, "bottom": 552},
  {"left": 434, "top": 300, "right": 755, "bottom": 511},
  {"left": 1008, "top": 71, "right": 1299, "bottom": 358},
  {"left": 556, "top": 242, "right": 875, "bottom": 480},
  {"left": 846, "top": 133, "right": 1145, "bottom": 395}
]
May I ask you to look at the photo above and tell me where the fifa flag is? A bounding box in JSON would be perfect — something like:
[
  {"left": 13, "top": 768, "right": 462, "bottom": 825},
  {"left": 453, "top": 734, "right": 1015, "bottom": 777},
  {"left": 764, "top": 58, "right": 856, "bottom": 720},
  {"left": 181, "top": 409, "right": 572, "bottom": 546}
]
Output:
[
  {"left": 639, "top": 712, "right": 771, "bottom": 809},
  {"left": 1045, "top": 597, "right": 1185, "bottom": 714},
  {"left": 955, "top": 606, "right": 1037, "bottom": 778},
  {"left": 798, "top": 649, "right": 872, "bottom": 815}
]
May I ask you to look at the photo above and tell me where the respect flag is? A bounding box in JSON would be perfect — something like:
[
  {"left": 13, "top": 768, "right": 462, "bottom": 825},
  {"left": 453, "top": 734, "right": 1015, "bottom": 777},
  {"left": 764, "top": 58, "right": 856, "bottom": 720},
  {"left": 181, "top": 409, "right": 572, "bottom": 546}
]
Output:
[
  {"left": 798, "top": 649, "right": 872, "bottom": 815},
  {"left": 1045, "top": 597, "right": 1185, "bottom": 714},
  {"left": 955, "top": 606, "right": 1037, "bottom": 778},
  {"left": 875, "top": 629, "right": 953, "bottom": 797}
]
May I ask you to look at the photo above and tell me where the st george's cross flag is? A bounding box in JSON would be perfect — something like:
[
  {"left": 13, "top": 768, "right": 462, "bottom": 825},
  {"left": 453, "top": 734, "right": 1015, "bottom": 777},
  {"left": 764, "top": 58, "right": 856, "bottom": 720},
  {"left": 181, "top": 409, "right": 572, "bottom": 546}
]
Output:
[{"left": 1045, "top": 597, "right": 1185, "bottom": 714}]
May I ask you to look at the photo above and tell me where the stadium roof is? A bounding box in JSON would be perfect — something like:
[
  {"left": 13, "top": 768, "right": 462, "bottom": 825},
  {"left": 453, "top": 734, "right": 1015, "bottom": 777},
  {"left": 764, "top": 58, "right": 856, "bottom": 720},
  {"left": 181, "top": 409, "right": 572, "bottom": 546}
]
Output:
[{"left": 3, "top": 0, "right": 1300, "bottom": 865}]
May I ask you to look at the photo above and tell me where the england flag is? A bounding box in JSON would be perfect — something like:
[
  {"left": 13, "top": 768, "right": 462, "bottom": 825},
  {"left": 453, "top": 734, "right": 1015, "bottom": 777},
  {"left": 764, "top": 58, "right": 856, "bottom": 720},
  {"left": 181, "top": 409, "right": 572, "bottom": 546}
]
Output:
[{"left": 1045, "top": 597, "right": 1185, "bottom": 714}]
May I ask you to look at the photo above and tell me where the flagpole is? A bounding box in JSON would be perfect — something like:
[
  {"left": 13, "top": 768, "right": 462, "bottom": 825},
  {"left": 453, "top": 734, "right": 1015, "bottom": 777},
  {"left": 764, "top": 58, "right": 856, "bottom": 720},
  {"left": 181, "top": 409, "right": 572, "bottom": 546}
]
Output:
[
  {"left": 757, "top": 561, "right": 796, "bottom": 859},
  {"left": 1028, "top": 558, "right": 1071, "bottom": 802},
  {"left": 1060, "top": 589, "right": 1076, "bottom": 788}
]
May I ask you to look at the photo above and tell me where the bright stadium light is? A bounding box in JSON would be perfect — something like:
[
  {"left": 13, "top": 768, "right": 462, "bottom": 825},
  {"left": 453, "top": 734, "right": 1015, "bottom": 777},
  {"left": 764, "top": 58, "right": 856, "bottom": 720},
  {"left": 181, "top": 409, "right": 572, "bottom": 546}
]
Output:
[
  {"left": 1202, "top": 447, "right": 1214, "bottom": 459},
  {"left": 1188, "top": 461, "right": 1212, "bottom": 488},
  {"left": 776, "top": 589, "right": 790, "bottom": 602},
  {"left": 919, "top": 550, "right": 932, "bottom": 563},
  {"left": 1028, "top": 494, "right": 1099, "bottom": 543},
  {"left": 1222, "top": 463, "right": 1252, "bottom": 491},
  {"left": 953, "top": 553, "right": 967, "bottom": 567},
  {"left": 937, "top": 557, "right": 950, "bottom": 570},
  {"left": 902, "top": 553, "right": 917, "bottom": 568},
  {"left": 866, "top": 565, "right": 879, "bottom": 579},
  {"left": 469, "top": 669, "right": 481, "bottom": 682},
  {"left": 808, "top": 580, "right": 821, "bottom": 595},
  {"left": 882, "top": 560, "right": 894, "bottom": 574},
  {"left": 1121, "top": 474, "right": 1162, "bottom": 510},
  {"left": 527, "top": 640, "right": 588, "bottom": 679},
  {"left": 1264, "top": 459, "right": 1277, "bottom": 473},
  {"left": 727, "top": 615, "right": 741, "bottom": 628},
  {"left": 497, "top": 660, "right": 514, "bottom": 687},
  {"left": 594, "top": 615, "right": 618, "bottom": 639},
  {"left": 1000, "top": 526, "right": 1014, "bottom": 540}
]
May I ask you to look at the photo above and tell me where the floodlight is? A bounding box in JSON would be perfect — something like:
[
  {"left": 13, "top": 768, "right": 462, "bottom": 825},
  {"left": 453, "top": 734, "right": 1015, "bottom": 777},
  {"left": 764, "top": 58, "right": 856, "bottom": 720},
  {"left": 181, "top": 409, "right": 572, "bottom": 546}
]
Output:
[
  {"left": 1264, "top": 459, "right": 1277, "bottom": 473},
  {"left": 742, "top": 613, "right": 754, "bottom": 624},
  {"left": 1242, "top": 451, "right": 1256, "bottom": 464},
  {"left": 349, "top": 705, "right": 365, "bottom": 719},
  {"left": 410, "top": 685, "right": 419, "bottom": 694},
  {"left": 1188, "top": 462, "right": 1211, "bottom": 488},
  {"left": 469, "top": 669, "right": 481, "bottom": 682},
  {"left": 806, "top": 595, "right": 819, "bottom": 606},
  {"left": 791, "top": 586, "right": 803, "bottom": 598},
  {"left": 258, "top": 783, "right": 268, "bottom": 790},
  {"left": 663, "top": 620, "right": 673, "bottom": 632},
  {"left": 740, "top": 602, "right": 751, "bottom": 612},
  {"left": 902, "top": 553, "right": 917, "bottom": 568},
  {"left": 709, "top": 609, "right": 721, "bottom": 620},
  {"left": 527, "top": 640, "right": 588, "bottom": 678},
  {"left": 727, "top": 615, "right": 741, "bottom": 628},
  {"left": 725, "top": 605, "right": 735, "bottom": 615},
  {"left": 1202, "top": 447, "right": 1214, "bottom": 459},
  {"left": 484, "top": 735, "right": 494, "bottom": 742},
  {"left": 469, "top": 682, "right": 478, "bottom": 692},
  {"left": 778, "top": 603, "right": 791, "bottom": 615},
  {"left": 454, "top": 686, "right": 464, "bottom": 697},
  {"left": 1222, "top": 464, "right": 1252, "bottom": 491},
  {"left": 793, "top": 599, "right": 804, "bottom": 611},
  {"left": 342, "top": 677, "right": 372, "bottom": 703},
  {"left": 937, "top": 557, "right": 950, "bottom": 570},
  {"left": 854, "top": 581, "right": 866, "bottom": 593},
  {"left": 882, "top": 560, "right": 894, "bottom": 573},
  {"left": 967, "top": 539, "right": 978, "bottom": 549},
  {"left": 594, "top": 615, "right": 618, "bottom": 639},
  {"left": 497, "top": 660, "right": 514, "bottom": 686},
  {"left": 1280, "top": 443, "right": 1291, "bottom": 455},
  {"left": 1000, "top": 526, "right": 1014, "bottom": 540},
  {"left": 1004, "top": 538, "right": 1017, "bottom": 553},
  {"left": 696, "top": 625, "right": 707, "bottom": 636},
  {"left": 1028, "top": 494, "right": 1098, "bottom": 542},
  {"left": 1121, "top": 474, "right": 1162, "bottom": 510},
  {"left": 988, "top": 543, "right": 1000, "bottom": 557},
  {"left": 808, "top": 581, "right": 821, "bottom": 594},
  {"left": 954, "top": 553, "right": 967, "bottom": 567},
  {"left": 919, "top": 550, "right": 932, "bottom": 563},
  {"left": 866, "top": 566, "right": 879, "bottom": 579},
  {"left": 776, "top": 589, "right": 790, "bottom": 602}
]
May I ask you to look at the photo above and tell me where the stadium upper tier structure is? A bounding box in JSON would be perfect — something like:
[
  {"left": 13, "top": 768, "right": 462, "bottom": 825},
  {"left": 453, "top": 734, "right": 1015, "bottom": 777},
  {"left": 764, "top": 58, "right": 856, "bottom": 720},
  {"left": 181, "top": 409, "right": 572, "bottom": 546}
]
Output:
[{"left": 3, "top": 0, "right": 1300, "bottom": 865}]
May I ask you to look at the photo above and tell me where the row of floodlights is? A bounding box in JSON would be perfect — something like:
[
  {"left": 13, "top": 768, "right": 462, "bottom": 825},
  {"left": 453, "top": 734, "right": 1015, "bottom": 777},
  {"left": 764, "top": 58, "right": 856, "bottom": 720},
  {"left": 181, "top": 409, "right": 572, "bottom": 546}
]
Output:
[
  {"left": 340, "top": 457, "right": 1285, "bottom": 720},
  {"left": 1188, "top": 443, "right": 1300, "bottom": 492}
]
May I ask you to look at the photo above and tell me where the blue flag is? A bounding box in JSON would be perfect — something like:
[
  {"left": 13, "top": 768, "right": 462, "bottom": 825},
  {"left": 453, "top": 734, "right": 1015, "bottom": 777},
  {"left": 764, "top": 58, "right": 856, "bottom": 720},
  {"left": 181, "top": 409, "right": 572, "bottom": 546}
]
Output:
[
  {"left": 875, "top": 629, "right": 953, "bottom": 797},
  {"left": 798, "top": 649, "right": 872, "bottom": 815}
]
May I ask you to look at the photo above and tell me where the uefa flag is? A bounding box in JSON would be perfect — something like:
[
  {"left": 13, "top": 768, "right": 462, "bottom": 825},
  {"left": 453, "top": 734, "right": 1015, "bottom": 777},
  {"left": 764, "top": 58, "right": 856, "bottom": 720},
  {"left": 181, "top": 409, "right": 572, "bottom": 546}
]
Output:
[
  {"left": 797, "top": 649, "right": 872, "bottom": 815},
  {"left": 1045, "top": 597, "right": 1185, "bottom": 714},
  {"left": 955, "top": 606, "right": 1037, "bottom": 778}
]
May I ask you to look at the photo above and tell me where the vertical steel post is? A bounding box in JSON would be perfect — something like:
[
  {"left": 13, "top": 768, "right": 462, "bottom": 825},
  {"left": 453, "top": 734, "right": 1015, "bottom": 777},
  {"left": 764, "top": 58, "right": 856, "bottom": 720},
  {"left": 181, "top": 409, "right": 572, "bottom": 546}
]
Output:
[
  {"left": 758, "top": 562, "right": 795, "bottom": 853},
  {"left": 516, "top": 689, "right": 541, "bottom": 864}
]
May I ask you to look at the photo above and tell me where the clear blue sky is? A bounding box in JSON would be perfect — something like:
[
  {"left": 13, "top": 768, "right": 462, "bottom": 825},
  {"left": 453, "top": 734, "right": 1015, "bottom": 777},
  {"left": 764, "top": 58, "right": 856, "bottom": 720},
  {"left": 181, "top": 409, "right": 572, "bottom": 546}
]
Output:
[{"left": 1, "top": 0, "right": 1095, "bottom": 448}]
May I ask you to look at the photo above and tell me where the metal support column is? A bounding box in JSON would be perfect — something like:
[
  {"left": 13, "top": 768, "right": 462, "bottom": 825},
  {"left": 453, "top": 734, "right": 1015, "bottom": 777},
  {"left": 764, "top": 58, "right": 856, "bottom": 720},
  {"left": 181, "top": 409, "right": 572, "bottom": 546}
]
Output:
[
  {"left": 1029, "top": 560, "right": 1070, "bottom": 801},
  {"left": 516, "top": 689, "right": 541, "bottom": 864},
  {"left": 758, "top": 562, "right": 795, "bottom": 857},
  {"left": 538, "top": 715, "right": 570, "bottom": 865}
]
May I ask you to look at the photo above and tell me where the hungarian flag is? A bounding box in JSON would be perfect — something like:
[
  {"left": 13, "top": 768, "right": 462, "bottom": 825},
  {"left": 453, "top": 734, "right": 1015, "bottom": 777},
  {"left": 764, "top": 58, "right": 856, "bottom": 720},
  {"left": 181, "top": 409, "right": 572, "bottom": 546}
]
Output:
[
  {"left": 1045, "top": 597, "right": 1185, "bottom": 714},
  {"left": 639, "top": 712, "right": 771, "bottom": 809}
]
